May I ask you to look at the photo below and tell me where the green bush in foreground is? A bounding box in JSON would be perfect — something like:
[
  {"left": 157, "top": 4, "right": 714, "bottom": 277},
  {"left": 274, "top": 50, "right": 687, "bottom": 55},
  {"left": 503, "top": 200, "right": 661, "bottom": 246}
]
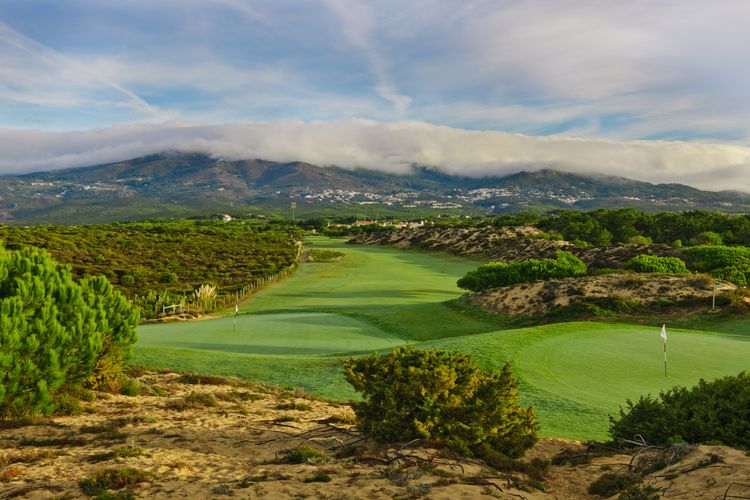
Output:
[
  {"left": 0, "top": 246, "right": 138, "bottom": 418},
  {"left": 623, "top": 254, "right": 689, "bottom": 274},
  {"left": 344, "top": 347, "right": 538, "bottom": 459},
  {"left": 457, "top": 250, "right": 587, "bottom": 291},
  {"left": 609, "top": 372, "right": 750, "bottom": 449}
]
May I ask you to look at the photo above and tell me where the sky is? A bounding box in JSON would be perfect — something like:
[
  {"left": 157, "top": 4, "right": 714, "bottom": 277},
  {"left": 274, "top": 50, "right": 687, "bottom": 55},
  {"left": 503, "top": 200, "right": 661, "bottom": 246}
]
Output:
[{"left": 1, "top": 1, "right": 750, "bottom": 190}]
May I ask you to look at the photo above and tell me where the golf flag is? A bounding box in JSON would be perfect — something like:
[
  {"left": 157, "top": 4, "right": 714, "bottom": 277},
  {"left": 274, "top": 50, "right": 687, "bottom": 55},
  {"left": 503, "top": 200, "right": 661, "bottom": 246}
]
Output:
[
  {"left": 235, "top": 303, "right": 239, "bottom": 317},
  {"left": 661, "top": 324, "right": 667, "bottom": 377}
]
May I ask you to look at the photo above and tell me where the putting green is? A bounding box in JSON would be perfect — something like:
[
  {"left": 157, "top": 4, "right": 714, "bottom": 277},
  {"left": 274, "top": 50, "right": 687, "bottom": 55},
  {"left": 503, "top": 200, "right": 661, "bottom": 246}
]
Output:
[
  {"left": 423, "top": 322, "right": 750, "bottom": 439},
  {"left": 138, "top": 312, "right": 405, "bottom": 356}
]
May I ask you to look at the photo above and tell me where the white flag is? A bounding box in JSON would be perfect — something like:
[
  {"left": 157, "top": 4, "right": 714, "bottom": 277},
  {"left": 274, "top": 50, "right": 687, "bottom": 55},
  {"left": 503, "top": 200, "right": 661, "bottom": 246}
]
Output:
[
  {"left": 661, "top": 325, "right": 667, "bottom": 341},
  {"left": 235, "top": 303, "right": 239, "bottom": 317}
]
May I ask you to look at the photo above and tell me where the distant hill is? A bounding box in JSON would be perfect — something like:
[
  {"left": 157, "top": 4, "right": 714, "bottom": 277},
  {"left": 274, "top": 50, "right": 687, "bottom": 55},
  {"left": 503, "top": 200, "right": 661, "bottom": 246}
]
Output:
[{"left": 1, "top": 152, "right": 749, "bottom": 224}]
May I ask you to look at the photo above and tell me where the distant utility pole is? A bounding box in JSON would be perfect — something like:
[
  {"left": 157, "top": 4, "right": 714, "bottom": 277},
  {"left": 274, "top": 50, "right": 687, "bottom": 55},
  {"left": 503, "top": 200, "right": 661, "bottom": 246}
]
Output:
[{"left": 290, "top": 201, "right": 296, "bottom": 221}]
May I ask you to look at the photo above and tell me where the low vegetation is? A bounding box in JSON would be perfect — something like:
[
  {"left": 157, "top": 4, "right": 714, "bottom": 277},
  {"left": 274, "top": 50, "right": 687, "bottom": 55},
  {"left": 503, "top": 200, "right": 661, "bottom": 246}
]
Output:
[
  {"left": 0, "top": 220, "right": 301, "bottom": 318},
  {"left": 283, "top": 446, "right": 327, "bottom": 464},
  {"left": 623, "top": 254, "right": 689, "bottom": 274},
  {"left": 609, "top": 372, "right": 750, "bottom": 449},
  {"left": 79, "top": 467, "right": 155, "bottom": 498},
  {"left": 457, "top": 250, "right": 587, "bottom": 291},
  {"left": 344, "top": 347, "right": 537, "bottom": 459},
  {"left": 536, "top": 208, "right": 750, "bottom": 246},
  {"left": 682, "top": 245, "right": 750, "bottom": 285}
]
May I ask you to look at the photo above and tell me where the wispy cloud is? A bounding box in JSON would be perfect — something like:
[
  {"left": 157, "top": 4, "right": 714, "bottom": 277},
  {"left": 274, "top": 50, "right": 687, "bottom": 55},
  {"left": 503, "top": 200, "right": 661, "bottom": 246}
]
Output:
[
  {"left": 0, "top": 22, "right": 159, "bottom": 118},
  {"left": 323, "top": 0, "right": 412, "bottom": 114},
  {"left": 1, "top": 120, "right": 749, "bottom": 192}
]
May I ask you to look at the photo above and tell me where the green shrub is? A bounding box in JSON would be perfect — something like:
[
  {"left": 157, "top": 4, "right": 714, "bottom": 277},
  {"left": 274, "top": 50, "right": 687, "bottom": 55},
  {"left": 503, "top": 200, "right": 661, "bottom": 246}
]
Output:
[
  {"left": 303, "top": 473, "right": 332, "bottom": 483},
  {"left": 618, "top": 485, "right": 660, "bottom": 500},
  {"left": 82, "top": 275, "right": 139, "bottom": 390},
  {"left": 682, "top": 246, "right": 750, "bottom": 286},
  {"left": 276, "top": 402, "right": 312, "bottom": 411},
  {"left": 588, "top": 472, "right": 642, "bottom": 497},
  {"left": 692, "top": 231, "right": 723, "bottom": 246},
  {"left": 609, "top": 372, "right": 750, "bottom": 449},
  {"left": 0, "top": 246, "right": 138, "bottom": 418},
  {"left": 627, "top": 235, "right": 653, "bottom": 245},
  {"left": 344, "top": 347, "right": 537, "bottom": 459},
  {"left": 623, "top": 254, "right": 689, "bottom": 274},
  {"left": 457, "top": 251, "right": 587, "bottom": 291},
  {"left": 79, "top": 467, "right": 154, "bottom": 497},
  {"left": 284, "top": 446, "right": 326, "bottom": 464},
  {"left": 710, "top": 266, "right": 748, "bottom": 286}
]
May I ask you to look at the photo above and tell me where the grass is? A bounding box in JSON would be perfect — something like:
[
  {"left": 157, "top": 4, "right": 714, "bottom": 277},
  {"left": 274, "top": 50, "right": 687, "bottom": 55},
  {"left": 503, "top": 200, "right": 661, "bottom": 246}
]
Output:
[
  {"left": 133, "top": 236, "right": 750, "bottom": 441},
  {"left": 88, "top": 446, "right": 144, "bottom": 463},
  {"left": 283, "top": 446, "right": 326, "bottom": 464},
  {"left": 79, "top": 467, "right": 155, "bottom": 498}
]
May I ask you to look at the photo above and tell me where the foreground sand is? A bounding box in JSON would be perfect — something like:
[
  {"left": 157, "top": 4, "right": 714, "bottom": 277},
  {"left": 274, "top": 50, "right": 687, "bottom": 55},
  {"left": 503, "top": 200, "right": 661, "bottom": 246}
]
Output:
[{"left": 1, "top": 372, "right": 748, "bottom": 499}]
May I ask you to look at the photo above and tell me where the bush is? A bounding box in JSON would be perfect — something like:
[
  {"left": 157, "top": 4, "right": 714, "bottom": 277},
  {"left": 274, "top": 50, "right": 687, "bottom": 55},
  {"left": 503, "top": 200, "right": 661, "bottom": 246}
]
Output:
[
  {"left": 457, "top": 251, "right": 587, "bottom": 291},
  {"left": 0, "top": 246, "right": 138, "bottom": 418},
  {"left": 344, "top": 348, "right": 537, "bottom": 459},
  {"left": 623, "top": 255, "right": 689, "bottom": 274},
  {"left": 691, "top": 231, "right": 723, "bottom": 246},
  {"left": 284, "top": 446, "right": 326, "bottom": 464},
  {"left": 588, "top": 472, "right": 642, "bottom": 497},
  {"left": 682, "top": 246, "right": 750, "bottom": 285},
  {"left": 79, "top": 467, "right": 155, "bottom": 497},
  {"left": 609, "top": 372, "right": 750, "bottom": 449}
]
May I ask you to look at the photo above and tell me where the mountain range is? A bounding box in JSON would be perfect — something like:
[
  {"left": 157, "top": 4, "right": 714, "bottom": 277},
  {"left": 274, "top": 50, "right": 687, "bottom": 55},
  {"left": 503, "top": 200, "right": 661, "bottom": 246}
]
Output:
[{"left": 1, "top": 152, "right": 749, "bottom": 224}]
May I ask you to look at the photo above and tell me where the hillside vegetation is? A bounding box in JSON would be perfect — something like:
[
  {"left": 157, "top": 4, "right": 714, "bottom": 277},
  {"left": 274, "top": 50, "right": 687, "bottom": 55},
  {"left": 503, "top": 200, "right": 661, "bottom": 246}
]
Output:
[{"left": 0, "top": 221, "right": 300, "bottom": 295}]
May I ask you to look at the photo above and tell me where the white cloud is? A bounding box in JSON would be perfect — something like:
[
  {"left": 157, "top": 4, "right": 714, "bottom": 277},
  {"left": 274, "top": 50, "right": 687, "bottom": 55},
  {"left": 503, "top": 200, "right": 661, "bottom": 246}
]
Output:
[
  {"left": 1, "top": 120, "right": 749, "bottom": 192},
  {"left": 0, "top": 22, "right": 159, "bottom": 117},
  {"left": 323, "top": 0, "right": 412, "bottom": 114}
]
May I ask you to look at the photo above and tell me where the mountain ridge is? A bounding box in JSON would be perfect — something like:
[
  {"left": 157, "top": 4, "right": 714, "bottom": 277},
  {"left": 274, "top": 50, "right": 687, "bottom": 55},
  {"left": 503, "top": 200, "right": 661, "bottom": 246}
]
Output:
[{"left": 1, "top": 152, "right": 749, "bottom": 224}]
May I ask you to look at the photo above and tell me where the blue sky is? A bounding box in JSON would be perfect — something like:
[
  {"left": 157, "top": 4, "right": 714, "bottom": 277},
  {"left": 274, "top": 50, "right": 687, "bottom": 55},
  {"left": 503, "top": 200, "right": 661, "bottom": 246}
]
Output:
[{"left": 1, "top": 1, "right": 750, "bottom": 189}]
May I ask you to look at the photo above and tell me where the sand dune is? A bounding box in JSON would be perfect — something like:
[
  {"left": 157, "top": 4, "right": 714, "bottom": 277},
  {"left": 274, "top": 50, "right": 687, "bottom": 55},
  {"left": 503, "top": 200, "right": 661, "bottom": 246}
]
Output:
[{"left": 1, "top": 372, "right": 748, "bottom": 499}]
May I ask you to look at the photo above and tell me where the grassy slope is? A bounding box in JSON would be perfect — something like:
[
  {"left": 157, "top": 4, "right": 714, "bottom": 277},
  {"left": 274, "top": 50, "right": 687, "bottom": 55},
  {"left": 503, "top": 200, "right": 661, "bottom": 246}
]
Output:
[
  {"left": 133, "top": 236, "right": 750, "bottom": 441},
  {"left": 422, "top": 323, "right": 750, "bottom": 439}
]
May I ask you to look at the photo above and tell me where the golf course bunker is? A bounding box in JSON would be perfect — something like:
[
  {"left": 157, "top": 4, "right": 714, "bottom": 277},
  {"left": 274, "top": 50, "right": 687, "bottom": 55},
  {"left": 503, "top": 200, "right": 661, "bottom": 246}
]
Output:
[{"left": 138, "top": 311, "right": 406, "bottom": 356}]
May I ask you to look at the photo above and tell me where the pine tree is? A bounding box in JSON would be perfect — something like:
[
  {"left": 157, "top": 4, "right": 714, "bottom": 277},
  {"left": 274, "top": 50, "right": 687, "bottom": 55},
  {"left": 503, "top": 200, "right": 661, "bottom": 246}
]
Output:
[{"left": 0, "top": 246, "right": 137, "bottom": 417}]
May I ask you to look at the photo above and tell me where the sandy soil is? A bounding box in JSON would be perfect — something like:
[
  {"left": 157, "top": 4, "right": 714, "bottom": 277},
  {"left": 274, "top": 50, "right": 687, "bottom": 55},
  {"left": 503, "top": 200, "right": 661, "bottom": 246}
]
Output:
[
  {"left": 350, "top": 226, "right": 680, "bottom": 270},
  {"left": 1, "top": 372, "right": 748, "bottom": 499},
  {"left": 469, "top": 272, "right": 733, "bottom": 317}
]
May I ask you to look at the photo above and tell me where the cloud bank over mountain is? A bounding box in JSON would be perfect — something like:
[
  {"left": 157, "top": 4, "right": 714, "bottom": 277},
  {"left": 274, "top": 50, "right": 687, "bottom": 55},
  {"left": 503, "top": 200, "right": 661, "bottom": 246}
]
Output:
[{"left": 2, "top": 120, "right": 749, "bottom": 192}]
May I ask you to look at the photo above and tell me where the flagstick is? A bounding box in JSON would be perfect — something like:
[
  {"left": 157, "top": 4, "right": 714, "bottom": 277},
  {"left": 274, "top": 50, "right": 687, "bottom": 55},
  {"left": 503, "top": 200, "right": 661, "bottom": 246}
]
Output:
[{"left": 660, "top": 324, "right": 668, "bottom": 378}]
